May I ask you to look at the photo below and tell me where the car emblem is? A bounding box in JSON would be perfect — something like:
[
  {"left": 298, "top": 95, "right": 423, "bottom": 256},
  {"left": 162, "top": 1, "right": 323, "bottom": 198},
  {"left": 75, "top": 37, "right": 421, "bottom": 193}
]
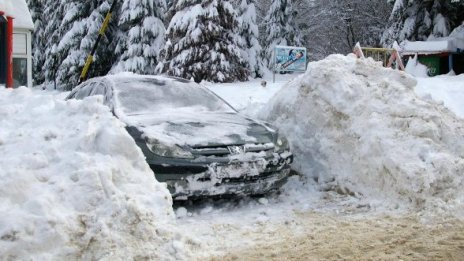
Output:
[{"left": 228, "top": 146, "right": 245, "bottom": 155}]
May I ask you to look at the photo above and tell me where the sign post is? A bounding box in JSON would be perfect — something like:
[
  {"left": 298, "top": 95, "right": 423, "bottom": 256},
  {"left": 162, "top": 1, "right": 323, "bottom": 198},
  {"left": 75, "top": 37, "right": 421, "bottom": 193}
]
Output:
[{"left": 273, "top": 45, "right": 307, "bottom": 83}]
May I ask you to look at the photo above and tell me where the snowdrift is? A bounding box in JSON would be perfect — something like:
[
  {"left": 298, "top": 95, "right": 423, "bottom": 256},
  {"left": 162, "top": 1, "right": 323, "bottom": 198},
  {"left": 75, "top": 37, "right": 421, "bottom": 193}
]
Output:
[
  {"left": 261, "top": 55, "right": 464, "bottom": 215},
  {"left": 0, "top": 88, "right": 190, "bottom": 260}
]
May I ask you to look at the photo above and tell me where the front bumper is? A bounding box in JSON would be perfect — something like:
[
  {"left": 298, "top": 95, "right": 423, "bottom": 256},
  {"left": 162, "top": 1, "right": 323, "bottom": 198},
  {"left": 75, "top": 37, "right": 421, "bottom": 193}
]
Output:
[{"left": 150, "top": 153, "right": 293, "bottom": 200}]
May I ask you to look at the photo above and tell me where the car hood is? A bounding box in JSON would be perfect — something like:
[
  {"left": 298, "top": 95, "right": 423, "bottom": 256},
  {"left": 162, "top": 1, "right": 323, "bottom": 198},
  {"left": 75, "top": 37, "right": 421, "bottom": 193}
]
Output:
[{"left": 122, "top": 110, "right": 276, "bottom": 147}]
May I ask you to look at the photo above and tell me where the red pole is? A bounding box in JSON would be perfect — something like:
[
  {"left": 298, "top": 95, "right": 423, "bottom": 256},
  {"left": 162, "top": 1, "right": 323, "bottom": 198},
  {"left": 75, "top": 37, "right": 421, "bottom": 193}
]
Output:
[{"left": 6, "top": 16, "right": 13, "bottom": 88}]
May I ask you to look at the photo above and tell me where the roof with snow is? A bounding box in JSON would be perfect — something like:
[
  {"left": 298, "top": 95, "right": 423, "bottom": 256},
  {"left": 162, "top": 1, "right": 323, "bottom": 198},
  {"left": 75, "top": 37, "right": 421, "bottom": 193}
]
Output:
[
  {"left": 401, "top": 40, "right": 464, "bottom": 55},
  {"left": 0, "top": 0, "right": 34, "bottom": 30},
  {"left": 401, "top": 24, "right": 464, "bottom": 55}
]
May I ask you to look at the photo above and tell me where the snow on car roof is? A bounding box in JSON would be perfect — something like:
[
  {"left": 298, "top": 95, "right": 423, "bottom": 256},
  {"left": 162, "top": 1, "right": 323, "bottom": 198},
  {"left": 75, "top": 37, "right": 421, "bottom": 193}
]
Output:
[
  {"left": 105, "top": 73, "right": 257, "bottom": 147},
  {"left": 0, "top": 0, "right": 34, "bottom": 30}
]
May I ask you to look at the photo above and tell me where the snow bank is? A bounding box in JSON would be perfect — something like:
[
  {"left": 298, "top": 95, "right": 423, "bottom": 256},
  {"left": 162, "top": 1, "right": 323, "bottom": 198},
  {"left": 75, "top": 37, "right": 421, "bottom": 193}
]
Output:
[
  {"left": 405, "top": 54, "right": 429, "bottom": 77},
  {"left": 0, "top": 88, "right": 190, "bottom": 260},
  {"left": 261, "top": 54, "right": 464, "bottom": 216},
  {"left": 415, "top": 74, "right": 464, "bottom": 119}
]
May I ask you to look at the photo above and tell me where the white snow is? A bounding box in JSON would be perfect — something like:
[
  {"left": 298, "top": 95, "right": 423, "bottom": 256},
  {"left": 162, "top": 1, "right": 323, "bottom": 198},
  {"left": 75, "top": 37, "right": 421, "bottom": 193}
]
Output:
[
  {"left": 401, "top": 23, "right": 464, "bottom": 55},
  {"left": 0, "top": 87, "right": 192, "bottom": 260},
  {"left": 402, "top": 39, "right": 458, "bottom": 54},
  {"left": 108, "top": 74, "right": 259, "bottom": 147},
  {"left": 0, "top": 0, "right": 34, "bottom": 30},
  {"left": 405, "top": 54, "right": 429, "bottom": 77},
  {"left": 2, "top": 53, "right": 464, "bottom": 259},
  {"left": 415, "top": 74, "right": 464, "bottom": 119},
  {"left": 204, "top": 75, "right": 295, "bottom": 117},
  {"left": 260, "top": 54, "right": 464, "bottom": 217},
  {"left": 177, "top": 58, "right": 463, "bottom": 256}
]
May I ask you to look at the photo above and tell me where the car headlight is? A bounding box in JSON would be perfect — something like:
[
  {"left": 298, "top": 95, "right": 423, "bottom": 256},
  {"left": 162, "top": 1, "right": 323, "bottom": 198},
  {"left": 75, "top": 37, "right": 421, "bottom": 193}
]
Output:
[
  {"left": 146, "top": 138, "right": 194, "bottom": 159},
  {"left": 275, "top": 134, "right": 290, "bottom": 152}
]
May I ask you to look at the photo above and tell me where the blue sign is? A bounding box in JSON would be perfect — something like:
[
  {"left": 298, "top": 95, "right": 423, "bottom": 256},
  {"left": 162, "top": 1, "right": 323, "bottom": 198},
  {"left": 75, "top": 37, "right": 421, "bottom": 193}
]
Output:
[{"left": 274, "top": 46, "right": 307, "bottom": 72}]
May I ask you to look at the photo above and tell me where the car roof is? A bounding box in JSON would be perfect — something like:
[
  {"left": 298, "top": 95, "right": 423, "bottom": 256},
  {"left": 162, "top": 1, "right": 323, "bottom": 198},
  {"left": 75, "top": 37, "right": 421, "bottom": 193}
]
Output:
[
  {"left": 107, "top": 73, "right": 192, "bottom": 85},
  {"left": 76, "top": 73, "right": 194, "bottom": 90}
]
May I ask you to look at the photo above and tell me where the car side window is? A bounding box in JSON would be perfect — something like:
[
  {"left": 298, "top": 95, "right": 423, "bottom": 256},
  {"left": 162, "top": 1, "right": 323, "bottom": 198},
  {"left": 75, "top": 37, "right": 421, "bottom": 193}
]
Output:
[
  {"left": 74, "top": 82, "right": 99, "bottom": 99},
  {"left": 67, "top": 80, "right": 114, "bottom": 111},
  {"left": 67, "top": 82, "right": 96, "bottom": 100}
]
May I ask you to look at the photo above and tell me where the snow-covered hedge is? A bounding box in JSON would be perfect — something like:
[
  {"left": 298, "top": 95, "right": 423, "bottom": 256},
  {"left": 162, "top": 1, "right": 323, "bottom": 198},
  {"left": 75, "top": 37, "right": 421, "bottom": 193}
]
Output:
[
  {"left": 0, "top": 88, "right": 190, "bottom": 260},
  {"left": 262, "top": 54, "right": 464, "bottom": 216}
]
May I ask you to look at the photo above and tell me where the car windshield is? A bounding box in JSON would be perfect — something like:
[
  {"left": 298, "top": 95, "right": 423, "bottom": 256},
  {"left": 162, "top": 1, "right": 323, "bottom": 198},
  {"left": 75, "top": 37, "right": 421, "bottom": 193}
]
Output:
[{"left": 113, "top": 77, "right": 235, "bottom": 115}]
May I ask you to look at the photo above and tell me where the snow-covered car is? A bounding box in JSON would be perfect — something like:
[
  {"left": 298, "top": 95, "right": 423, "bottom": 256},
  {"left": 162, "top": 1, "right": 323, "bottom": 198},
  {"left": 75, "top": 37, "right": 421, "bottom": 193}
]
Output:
[{"left": 67, "top": 74, "right": 293, "bottom": 199}]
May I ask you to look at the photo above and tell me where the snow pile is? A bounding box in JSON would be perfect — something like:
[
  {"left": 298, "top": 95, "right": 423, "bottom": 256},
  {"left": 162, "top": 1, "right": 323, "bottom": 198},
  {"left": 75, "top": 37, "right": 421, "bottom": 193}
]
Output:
[
  {"left": 415, "top": 74, "right": 464, "bottom": 119},
  {"left": 0, "top": 88, "right": 191, "bottom": 260},
  {"left": 261, "top": 54, "right": 464, "bottom": 216},
  {"left": 405, "top": 54, "right": 429, "bottom": 77}
]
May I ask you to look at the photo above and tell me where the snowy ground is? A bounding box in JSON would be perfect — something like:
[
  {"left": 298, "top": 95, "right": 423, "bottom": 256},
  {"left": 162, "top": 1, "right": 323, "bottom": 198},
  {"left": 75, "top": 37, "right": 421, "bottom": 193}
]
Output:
[
  {"left": 1, "top": 55, "right": 464, "bottom": 260},
  {"left": 194, "top": 56, "right": 464, "bottom": 259}
]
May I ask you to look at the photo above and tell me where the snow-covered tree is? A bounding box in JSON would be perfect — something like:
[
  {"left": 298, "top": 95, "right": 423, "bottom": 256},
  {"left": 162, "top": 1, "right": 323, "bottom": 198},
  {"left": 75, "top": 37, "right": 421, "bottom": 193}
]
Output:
[
  {"left": 261, "top": 0, "right": 302, "bottom": 68},
  {"left": 160, "top": 0, "right": 248, "bottom": 83},
  {"left": 42, "top": 0, "right": 66, "bottom": 89},
  {"left": 26, "top": 0, "right": 46, "bottom": 86},
  {"left": 111, "top": 0, "right": 167, "bottom": 74},
  {"left": 236, "top": 0, "right": 264, "bottom": 78},
  {"left": 382, "top": 0, "right": 464, "bottom": 46},
  {"left": 288, "top": 0, "right": 391, "bottom": 61},
  {"left": 55, "top": 1, "right": 115, "bottom": 90}
]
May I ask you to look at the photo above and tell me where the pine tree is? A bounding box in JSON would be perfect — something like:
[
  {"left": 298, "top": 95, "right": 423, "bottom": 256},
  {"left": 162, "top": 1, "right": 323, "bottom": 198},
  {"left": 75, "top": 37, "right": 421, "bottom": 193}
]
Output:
[
  {"left": 55, "top": 1, "right": 115, "bottom": 90},
  {"left": 261, "top": 0, "right": 302, "bottom": 68},
  {"left": 26, "top": 0, "right": 46, "bottom": 86},
  {"left": 42, "top": 0, "right": 65, "bottom": 89},
  {"left": 111, "top": 0, "right": 167, "bottom": 74},
  {"left": 160, "top": 0, "right": 249, "bottom": 83},
  {"left": 236, "top": 0, "right": 264, "bottom": 78},
  {"left": 382, "top": 0, "right": 464, "bottom": 46}
]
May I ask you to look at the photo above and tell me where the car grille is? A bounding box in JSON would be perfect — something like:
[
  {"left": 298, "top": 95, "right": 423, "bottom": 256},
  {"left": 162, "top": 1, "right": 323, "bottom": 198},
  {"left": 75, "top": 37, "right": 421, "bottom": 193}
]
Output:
[{"left": 190, "top": 143, "right": 275, "bottom": 157}]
